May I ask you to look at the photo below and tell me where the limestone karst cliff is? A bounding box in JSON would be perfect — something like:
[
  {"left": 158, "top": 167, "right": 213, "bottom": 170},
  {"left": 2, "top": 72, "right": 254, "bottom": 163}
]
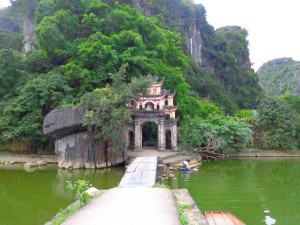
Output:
[
  {"left": 0, "top": 0, "right": 261, "bottom": 111},
  {"left": 0, "top": 0, "right": 262, "bottom": 153},
  {"left": 257, "top": 57, "right": 300, "bottom": 96}
]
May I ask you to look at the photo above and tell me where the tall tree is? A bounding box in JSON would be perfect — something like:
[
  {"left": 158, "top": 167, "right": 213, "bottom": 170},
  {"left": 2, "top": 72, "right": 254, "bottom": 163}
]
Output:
[
  {"left": 80, "top": 65, "right": 153, "bottom": 156},
  {"left": 257, "top": 97, "right": 298, "bottom": 150}
]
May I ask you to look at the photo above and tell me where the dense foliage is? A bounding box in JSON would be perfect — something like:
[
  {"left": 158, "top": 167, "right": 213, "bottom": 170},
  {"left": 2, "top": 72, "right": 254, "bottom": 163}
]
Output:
[
  {"left": 180, "top": 113, "right": 253, "bottom": 153},
  {"left": 0, "top": 0, "right": 193, "bottom": 151},
  {"left": 0, "top": 0, "right": 279, "bottom": 154},
  {"left": 81, "top": 66, "right": 153, "bottom": 153},
  {"left": 257, "top": 57, "right": 300, "bottom": 96},
  {"left": 256, "top": 97, "right": 299, "bottom": 150},
  {"left": 118, "top": 0, "right": 262, "bottom": 112}
]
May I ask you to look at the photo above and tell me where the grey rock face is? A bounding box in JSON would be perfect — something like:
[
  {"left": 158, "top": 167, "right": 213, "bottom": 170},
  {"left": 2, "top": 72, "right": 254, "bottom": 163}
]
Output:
[
  {"left": 186, "top": 22, "right": 203, "bottom": 66},
  {"left": 43, "top": 106, "right": 86, "bottom": 139},
  {"left": 23, "top": 17, "right": 36, "bottom": 52},
  {"left": 55, "top": 132, "right": 125, "bottom": 169},
  {"left": 43, "top": 106, "right": 126, "bottom": 169}
]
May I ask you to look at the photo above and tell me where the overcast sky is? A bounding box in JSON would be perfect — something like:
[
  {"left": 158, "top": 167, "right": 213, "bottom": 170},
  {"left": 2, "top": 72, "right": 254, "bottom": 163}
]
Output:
[
  {"left": 0, "top": 0, "right": 10, "bottom": 9},
  {"left": 1, "top": 0, "right": 299, "bottom": 70},
  {"left": 195, "top": 0, "right": 300, "bottom": 70}
]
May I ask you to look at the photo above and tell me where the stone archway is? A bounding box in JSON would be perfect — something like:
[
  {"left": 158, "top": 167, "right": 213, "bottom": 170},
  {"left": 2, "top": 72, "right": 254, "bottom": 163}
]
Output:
[
  {"left": 142, "top": 122, "right": 158, "bottom": 148},
  {"left": 128, "top": 130, "right": 134, "bottom": 150},
  {"left": 165, "top": 130, "right": 172, "bottom": 149}
]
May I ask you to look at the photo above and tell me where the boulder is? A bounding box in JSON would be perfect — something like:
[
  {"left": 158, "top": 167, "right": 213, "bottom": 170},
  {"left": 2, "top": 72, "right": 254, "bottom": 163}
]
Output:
[
  {"left": 37, "top": 159, "right": 47, "bottom": 166},
  {"left": 43, "top": 106, "right": 86, "bottom": 139},
  {"left": 24, "top": 162, "right": 38, "bottom": 167},
  {"left": 86, "top": 187, "right": 101, "bottom": 197},
  {"left": 43, "top": 106, "right": 126, "bottom": 169}
]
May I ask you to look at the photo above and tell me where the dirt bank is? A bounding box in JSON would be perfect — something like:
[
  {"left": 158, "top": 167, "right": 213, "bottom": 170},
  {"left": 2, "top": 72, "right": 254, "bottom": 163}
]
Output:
[
  {"left": 229, "top": 149, "right": 300, "bottom": 157},
  {"left": 0, "top": 154, "right": 57, "bottom": 166}
]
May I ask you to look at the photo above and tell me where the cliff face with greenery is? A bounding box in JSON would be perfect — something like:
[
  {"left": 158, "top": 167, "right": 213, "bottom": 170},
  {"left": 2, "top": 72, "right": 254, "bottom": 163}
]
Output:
[
  {"left": 0, "top": 0, "right": 262, "bottom": 152},
  {"left": 257, "top": 58, "right": 300, "bottom": 96},
  {"left": 118, "top": 0, "right": 262, "bottom": 111}
]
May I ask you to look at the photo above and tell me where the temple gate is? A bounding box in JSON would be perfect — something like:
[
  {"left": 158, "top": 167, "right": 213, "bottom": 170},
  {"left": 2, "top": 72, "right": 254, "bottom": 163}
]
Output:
[{"left": 128, "top": 81, "right": 178, "bottom": 151}]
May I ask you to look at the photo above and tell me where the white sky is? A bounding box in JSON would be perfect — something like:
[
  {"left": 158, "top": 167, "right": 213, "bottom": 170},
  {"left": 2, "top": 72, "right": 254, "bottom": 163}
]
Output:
[
  {"left": 1, "top": 0, "right": 300, "bottom": 70},
  {"left": 0, "top": 0, "right": 10, "bottom": 9},
  {"left": 195, "top": 0, "right": 300, "bottom": 70}
]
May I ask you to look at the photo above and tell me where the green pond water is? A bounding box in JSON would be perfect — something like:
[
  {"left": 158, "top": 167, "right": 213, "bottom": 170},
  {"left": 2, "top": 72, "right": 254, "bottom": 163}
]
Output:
[
  {"left": 172, "top": 158, "right": 300, "bottom": 225},
  {"left": 0, "top": 165, "right": 124, "bottom": 225}
]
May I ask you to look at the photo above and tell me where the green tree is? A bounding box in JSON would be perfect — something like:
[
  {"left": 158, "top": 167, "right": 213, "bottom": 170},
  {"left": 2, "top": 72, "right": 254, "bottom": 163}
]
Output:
[
  {"left": 0, "top": 49, "right": 27, "bottom": 98},
  {"left": 257, "top": 97, "right": 298, "bottom": 150},
  {"left": 278, "top": 93, "right": 300, "bottom": 114},
  {"left": 80, "top": 65, "right": 153, "bottom": 157},
  {"left": 180, "top": 113, "right": 253, "bottom": 153},
  {"left": 0, "top": 71, "right": 73, "bottom": 146}
]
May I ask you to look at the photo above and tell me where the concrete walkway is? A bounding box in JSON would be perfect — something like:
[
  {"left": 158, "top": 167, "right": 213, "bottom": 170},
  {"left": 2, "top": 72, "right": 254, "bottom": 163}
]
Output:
[
  {"left": 119, "top": 156, "right": 158, "bottom": 187},
  {"left": 61, "top": 187, "right": 181, "bottom": 225},
  {"left": 127, "top": 149, "right": 200, "bottom": 165}
]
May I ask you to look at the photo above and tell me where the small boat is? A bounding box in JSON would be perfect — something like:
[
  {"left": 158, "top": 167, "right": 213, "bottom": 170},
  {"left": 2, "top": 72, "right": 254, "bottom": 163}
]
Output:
[
  {"left": 177, "top": 162, "right": 201, "bottom": 171},
  {"left": 205, "top": 211, "right": 246, "bottom": 225}
]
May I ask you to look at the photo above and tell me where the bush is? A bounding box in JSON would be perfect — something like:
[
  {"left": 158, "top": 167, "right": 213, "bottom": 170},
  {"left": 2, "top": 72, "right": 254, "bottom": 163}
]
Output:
[{"left": 66, "top": 180, "right": 92, "bottom": 206}]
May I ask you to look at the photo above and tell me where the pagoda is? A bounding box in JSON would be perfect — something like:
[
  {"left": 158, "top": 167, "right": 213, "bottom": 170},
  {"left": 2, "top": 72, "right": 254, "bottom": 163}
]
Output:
[{"left": 127, "top": 81, "right": 178, "bottom": 151}]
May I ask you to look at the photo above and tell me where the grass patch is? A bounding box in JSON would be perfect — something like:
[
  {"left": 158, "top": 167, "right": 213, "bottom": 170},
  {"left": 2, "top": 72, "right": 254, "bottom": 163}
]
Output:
[
  {"left": 153, "top": 183, "right": 170, "bottom": 189},
  {"left": 52, "top": 203, "right": 81, "bottom": 225},
  {"left": 177, "top": 204, "right": 192, "bottom": 225},
  {"left": 47, "top": 190, "right": 103, "bottom": 225},
  {"left": 0, "top": 151, "right": 11, "bottom": 155}
]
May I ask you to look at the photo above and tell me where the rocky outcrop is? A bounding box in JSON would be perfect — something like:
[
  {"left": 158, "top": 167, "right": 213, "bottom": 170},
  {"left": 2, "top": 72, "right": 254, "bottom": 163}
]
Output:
[
  {"left": 43, "top": 106, "right": 126, "bottom": 169},
  {"left": 43, "top": 106, "right": 86, "bottom": 139},
  {"left": 186, "top": 22, "right": 203, "bottom": 65},
  {"left": 22, "top": 17, "right": 36, "bottom": 52},
  {"left": 55, "top": 131, "right": 104, "bottom": 169}
]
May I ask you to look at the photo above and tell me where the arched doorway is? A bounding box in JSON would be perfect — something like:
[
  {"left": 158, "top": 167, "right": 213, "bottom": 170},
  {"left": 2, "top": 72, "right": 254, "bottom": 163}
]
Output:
[
  {"left": 166, "top": 130, "right": 172, "bottom": 149},
  {"left": 145, "top": 102, "right": 154, "bottom": 110},
  {"left": 128, "top": 131, "right": 134, "bottom": 150},
  {"left": 142, "top": 122, "right": 158, "bottom": 148}
]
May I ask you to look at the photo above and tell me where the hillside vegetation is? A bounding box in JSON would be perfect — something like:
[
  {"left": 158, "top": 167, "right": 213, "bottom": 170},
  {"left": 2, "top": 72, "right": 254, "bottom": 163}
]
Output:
[
  {"left": 1, "top": 0, "right": 298, "bottom": 153},
  {"left": 257, "top": 57, "right": 300, "bottom": 96}
]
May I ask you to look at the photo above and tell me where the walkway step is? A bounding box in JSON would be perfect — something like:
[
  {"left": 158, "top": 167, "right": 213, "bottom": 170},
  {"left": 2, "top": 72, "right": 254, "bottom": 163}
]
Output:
[
  {"left": 159, "top": 152, "right": 183, "bottom": 160},
  {"left": 127, "top": 150, "right": 181, "bottom": 164},
  {"left": 163, "top": 155, "right": 198, "bottom": 164}
]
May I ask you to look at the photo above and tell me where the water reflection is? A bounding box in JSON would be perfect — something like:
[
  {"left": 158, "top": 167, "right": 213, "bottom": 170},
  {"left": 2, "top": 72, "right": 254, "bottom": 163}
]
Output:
[
  {"left": 0, "top": 166, "right": 124, "bottom": 225},
  {"left": 180, "top": 170, "right": 191, "bottom": 182},
  {"left": 172, "top": 159, "right": 300, "bottom": 225},
  {"left": 264, "top": 215, "right": 276, "bottom": 225},
  {"left": 53, "top": 168, "right": 123, "bottom": 198}
]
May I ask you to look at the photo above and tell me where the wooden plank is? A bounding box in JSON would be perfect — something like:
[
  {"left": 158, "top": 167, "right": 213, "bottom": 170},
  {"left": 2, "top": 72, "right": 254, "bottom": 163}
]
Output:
[{"left": 205, "top": 211, "right": 245, "bottom": 225}]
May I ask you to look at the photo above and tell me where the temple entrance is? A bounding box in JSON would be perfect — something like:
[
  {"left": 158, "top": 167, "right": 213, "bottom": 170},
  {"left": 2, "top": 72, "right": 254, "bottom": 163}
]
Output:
[
  {"left": 166, "top": 130, "right": 171, "bottom": 149},
  {"left": 142, "top": 122, "right": 158, "bottom": 148}
]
